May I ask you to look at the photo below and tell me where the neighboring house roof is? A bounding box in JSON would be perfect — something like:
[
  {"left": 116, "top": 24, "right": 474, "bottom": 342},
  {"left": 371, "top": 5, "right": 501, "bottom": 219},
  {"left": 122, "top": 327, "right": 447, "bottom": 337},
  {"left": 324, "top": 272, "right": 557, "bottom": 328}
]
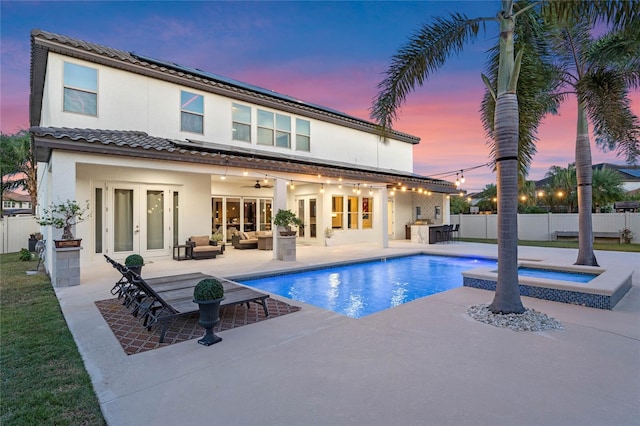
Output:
[
  {"left": 30, "top": 127, "right": 458, "bottom": 193},
  {"left": 3, "top": 191, "right": 31, "bottom": 203},
  {"left": 30, "top": 29, "right": 420, "bottom": 145}
]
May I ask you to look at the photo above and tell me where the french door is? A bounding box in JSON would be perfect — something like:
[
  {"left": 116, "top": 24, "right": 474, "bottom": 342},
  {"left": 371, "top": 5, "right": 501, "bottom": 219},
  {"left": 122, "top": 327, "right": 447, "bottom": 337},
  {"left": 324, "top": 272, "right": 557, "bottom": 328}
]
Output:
[
  {"left": 296, "top": 196, "right": 317, "bottom": 242},
  {"left": 107, "top": 183, "right": 177, "bottom": 259}
]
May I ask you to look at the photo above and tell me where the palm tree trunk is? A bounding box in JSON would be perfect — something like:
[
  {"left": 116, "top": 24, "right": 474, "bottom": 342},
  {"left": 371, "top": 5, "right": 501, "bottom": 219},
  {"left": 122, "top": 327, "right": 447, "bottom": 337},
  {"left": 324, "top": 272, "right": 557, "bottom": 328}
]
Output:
[
  {"left": 574, "top": 103, "right": 598, "bottom": 266},
  {"left": 488, "top": 1, "right": 524, "bottom": 314},
  {"left": 489, "top": 93, "right": 525, "bottom": 314}
]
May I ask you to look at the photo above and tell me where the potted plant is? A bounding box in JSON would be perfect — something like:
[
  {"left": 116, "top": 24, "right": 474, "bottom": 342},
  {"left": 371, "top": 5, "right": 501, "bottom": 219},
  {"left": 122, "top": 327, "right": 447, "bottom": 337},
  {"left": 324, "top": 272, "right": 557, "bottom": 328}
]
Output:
[
  {"left": 193, "top": 278, "right": 226, "bottom": 346},
  {"left": 37, "top": 199, "right": 90, "bottom": 248},
  {"left": 324, "top": 227, "right": 335, "bottom": 246},
  {"left": 124, "top": 254, "right": 144, "bottom": 275},
  {"left": 273, "top": 209, "right": 303, "bottom": 236},
  {"left": 211, "top": 229, "right": 224, "bottom": 245}
]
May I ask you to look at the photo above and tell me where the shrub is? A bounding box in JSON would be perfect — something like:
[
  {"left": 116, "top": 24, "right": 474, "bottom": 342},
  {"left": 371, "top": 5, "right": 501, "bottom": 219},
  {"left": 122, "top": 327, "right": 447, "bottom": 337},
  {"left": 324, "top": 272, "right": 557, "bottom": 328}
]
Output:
[
  {"left": 193, "top": 278, "right": 225, "bottom": 301},
  {"left": 124, "top": 254, "right": 144, "bottom": 267},
  {"left": 18, "top": 248, "right": 32, "bottom": 261}
]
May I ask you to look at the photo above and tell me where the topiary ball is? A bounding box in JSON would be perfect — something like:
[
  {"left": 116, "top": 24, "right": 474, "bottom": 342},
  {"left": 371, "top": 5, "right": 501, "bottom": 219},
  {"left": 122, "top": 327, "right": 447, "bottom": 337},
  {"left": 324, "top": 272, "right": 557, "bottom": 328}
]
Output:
[
  {"left": 193, "top": 278, "right": 224, "bottom": 301},
  {"left": 125, "top": 254, "right": 144, "bottom": 266}
]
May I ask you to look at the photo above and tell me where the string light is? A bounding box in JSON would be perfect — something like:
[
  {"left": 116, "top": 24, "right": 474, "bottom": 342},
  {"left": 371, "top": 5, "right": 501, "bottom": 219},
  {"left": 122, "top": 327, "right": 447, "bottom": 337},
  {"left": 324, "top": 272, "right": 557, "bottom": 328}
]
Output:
[
  {"left": 460, "top": 170, "right": 465, "bottom": 184},
  {"left": 455, "top": 173, "right": 460, "bottom": 188},
  {"left": 320, "top": 184, "right": 324, "bottom": 193}
]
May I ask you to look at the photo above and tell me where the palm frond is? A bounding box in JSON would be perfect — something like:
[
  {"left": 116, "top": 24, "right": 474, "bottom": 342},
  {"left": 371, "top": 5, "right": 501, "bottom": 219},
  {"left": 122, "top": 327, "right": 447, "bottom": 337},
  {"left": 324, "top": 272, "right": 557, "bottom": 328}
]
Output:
[
  {"left": 543, "top": 0, "right": 640, "bottom": 31},
  {"left": 370, "top": 13, "right": 490, "bottom": 136},
  {"left": 579, "top": 69, "right": 640, "bottom": 163}
]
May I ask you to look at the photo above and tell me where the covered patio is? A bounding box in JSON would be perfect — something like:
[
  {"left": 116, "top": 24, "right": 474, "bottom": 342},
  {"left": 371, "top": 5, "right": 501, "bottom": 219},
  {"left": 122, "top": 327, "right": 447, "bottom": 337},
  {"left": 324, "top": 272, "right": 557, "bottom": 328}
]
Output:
[{"left": 60, "top": 241, "right": 639, "bottom": 425}]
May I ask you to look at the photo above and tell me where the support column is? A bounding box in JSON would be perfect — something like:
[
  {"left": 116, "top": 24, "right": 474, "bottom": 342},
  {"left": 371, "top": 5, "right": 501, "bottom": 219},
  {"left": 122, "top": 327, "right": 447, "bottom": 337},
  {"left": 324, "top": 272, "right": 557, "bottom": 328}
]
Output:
[
  {"left": 272, "top": 178, "right": 288, "bottom": 261},
  {"left": 51, "top": 246, "right": 81, "bottom": 287}
]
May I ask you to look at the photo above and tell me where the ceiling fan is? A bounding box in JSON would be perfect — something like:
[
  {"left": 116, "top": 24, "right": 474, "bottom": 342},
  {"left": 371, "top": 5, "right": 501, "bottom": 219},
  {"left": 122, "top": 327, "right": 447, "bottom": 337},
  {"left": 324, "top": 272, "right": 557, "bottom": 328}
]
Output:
[{"left": 242, "top": 180, "right": 273, "bottom": 189}]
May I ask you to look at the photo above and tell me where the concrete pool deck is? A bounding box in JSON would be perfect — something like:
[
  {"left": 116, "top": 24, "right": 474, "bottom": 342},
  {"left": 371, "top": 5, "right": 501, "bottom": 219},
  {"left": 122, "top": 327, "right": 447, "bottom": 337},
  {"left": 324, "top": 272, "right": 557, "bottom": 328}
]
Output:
[{"left": 58, "top": 241, "right": 639, "bottom": 425}]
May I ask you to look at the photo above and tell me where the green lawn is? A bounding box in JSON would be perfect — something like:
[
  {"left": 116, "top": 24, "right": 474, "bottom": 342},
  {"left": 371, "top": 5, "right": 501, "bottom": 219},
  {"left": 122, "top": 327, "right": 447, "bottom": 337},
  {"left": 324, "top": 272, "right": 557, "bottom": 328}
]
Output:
[
  {"left": 460, "top": 238, "right": 640, "bottom": 252},
  {"left": 0, "top": 253, "right": 105, "bottom": 425}
]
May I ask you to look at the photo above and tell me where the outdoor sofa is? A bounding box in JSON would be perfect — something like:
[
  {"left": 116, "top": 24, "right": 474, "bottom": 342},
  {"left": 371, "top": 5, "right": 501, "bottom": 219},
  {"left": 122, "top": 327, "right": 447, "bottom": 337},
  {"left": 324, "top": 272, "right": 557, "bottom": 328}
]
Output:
[
  {"left": 231, "top": 230, "right": 272, "bottom": 250},
  {"left": 186, "top": 235, "right": 224, "bottom": 259}
]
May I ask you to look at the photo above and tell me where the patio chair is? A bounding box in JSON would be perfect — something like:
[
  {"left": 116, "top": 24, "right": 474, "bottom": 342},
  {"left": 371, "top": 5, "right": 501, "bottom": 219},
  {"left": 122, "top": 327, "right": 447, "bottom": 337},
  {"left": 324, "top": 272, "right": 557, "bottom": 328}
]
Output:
[{"left": 451, "top": 224, "right": 460, "bottom": 242}]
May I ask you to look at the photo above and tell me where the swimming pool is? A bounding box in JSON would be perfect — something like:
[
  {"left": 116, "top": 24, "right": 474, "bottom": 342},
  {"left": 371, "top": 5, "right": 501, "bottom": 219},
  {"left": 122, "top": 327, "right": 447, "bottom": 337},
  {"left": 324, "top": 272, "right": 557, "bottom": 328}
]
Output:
[
  {"left": 238, "top": 255, "right": 600, "bottom": 318},
  {"left": 238, "top": 255, "right": 492, "bottom": 318}
]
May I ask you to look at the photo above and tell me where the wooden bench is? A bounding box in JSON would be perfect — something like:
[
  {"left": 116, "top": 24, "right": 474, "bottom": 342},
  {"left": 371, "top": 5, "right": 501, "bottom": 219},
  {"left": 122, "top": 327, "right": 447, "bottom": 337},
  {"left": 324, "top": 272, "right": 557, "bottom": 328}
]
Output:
[{"left": 554, "top": 231, "right": 620, "bottom": 242}]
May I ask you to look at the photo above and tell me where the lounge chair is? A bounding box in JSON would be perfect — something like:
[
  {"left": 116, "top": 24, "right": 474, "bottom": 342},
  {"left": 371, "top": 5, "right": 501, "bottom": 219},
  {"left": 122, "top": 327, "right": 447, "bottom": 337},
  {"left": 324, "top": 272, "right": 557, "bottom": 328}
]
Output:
[{"left": 104, "top": 255, "right": 270, "bottom": 343}]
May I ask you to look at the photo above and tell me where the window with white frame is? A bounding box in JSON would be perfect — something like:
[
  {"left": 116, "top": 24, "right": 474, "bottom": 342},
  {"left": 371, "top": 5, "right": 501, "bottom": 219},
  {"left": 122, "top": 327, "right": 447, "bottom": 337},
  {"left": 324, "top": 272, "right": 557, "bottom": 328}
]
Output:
[
  {"left": 347, "top": 196, "right": 359, "bottom": 229},
  {"left": 63, "top": 62, "right": 97, "bottom": 116},
  {"left": 180, "top": 91, "right": 204, "bottom": 134},
  {"left": 296, "top": 118, "right": 310, "bottom": 151},
  {"left": 257, "top": 109, "right": 274, "bottom": 145},
  {"left": 362, "top": 197, "right": 373, "bottom": 229},
  {"left": 331, "top": 196, "right": 344, "bottom": 230},
  {"left": 232, "top": 103, "right": 251, "bottom": 142},
  {"left": 275, "top": 114, "right": 291, "bottom": 148}
]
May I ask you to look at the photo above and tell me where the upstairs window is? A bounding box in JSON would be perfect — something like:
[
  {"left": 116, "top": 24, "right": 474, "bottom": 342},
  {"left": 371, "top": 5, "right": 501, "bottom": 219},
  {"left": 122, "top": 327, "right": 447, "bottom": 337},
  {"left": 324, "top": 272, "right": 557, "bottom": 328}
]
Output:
[
  {"left": 181, "top": 91, "right": 203, "bottom": 134},
  {"left": 232, "top": 103, "right": 251, "bottom": 142},
  {"left": 257, "top": 109, "right": 274, "bottom": 146},
  {"left": 275, "top": 114, "right": 291, "bottom": 148},
  {"left": 63, "top": 62, "right": 97, "bottom": 116},
  {"left": 296, "top": 119, "right": 310, "bottom": 151}
]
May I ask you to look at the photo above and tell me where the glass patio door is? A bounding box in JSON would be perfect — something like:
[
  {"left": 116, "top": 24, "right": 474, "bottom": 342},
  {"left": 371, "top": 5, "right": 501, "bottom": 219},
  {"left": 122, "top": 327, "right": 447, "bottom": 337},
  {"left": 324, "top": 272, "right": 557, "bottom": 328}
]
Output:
[
  {"left": 297, "top": 196, "right": 317, "bottom": 242},
  {"left": 109, "top": 184, "right": 173, "bottom": 259}
]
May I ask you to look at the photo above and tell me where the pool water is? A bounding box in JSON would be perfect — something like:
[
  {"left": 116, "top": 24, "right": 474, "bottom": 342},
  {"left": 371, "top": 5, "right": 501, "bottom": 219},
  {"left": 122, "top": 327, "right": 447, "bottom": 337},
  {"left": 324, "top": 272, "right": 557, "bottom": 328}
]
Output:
[
  {"left": 239, "top": 255, "right": 495, "bottom": 318},
  {"left": 516, "top": 267, "right": 596, "bottom": 283},
  {"left": 239, "top": 255, "right": 598, "bottom": 318}
]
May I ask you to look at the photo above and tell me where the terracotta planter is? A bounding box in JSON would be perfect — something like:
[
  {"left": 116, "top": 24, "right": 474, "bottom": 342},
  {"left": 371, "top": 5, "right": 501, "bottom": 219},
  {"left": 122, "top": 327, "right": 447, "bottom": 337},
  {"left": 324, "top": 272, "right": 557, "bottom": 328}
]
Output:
[{"left": 54, "top": 239, "right": 82, "bottom": 248}]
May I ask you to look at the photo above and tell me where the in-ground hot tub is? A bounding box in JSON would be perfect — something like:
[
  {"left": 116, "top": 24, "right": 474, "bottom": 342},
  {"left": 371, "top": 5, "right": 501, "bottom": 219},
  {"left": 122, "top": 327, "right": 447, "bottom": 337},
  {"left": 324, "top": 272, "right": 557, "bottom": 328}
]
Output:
[{"left": 462, "top": 261, "right": 633, "bottom": 309}]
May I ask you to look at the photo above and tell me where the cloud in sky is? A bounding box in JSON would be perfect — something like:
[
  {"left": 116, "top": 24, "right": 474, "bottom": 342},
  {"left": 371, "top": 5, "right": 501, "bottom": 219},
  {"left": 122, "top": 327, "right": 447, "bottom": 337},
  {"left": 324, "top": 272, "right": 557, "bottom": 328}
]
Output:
[{"left": 0, "top": 0, "right": 636, "bottom": 192}]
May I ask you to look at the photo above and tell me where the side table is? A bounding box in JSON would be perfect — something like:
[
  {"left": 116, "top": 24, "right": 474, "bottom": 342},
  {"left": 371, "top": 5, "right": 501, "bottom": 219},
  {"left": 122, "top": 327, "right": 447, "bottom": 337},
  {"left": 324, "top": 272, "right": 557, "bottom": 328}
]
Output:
[{"left": 173, "top": 244, "right": 191, "bottom": 261}]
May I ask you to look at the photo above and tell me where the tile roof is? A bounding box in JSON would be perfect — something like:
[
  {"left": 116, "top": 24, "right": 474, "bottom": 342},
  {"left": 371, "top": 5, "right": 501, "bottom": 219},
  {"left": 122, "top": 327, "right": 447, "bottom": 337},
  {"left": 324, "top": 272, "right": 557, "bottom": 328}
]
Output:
[
  {"left": 30, "top": 127, "right": 457, "bottom": 192},
  {"left": 30, "top": 29, "right": 419, "bottom": 144}
]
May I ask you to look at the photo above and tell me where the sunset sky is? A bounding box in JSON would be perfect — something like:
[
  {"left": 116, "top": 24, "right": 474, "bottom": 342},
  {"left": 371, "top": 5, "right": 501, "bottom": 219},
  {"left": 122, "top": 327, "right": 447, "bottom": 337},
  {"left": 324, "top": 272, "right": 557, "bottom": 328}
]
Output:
[{"left": 1, "top": 1, "right": 637, "bottom": 192}]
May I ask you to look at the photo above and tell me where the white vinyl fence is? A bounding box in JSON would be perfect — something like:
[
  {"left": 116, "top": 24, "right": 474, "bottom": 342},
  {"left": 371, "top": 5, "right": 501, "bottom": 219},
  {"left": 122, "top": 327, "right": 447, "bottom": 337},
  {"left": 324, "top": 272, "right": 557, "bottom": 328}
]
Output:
[
  {"left": 0, "top": 215, "right": 41, "bottom": 254},
  {"left": 450, "top": 212, "right": 640, "bottom": 242}
]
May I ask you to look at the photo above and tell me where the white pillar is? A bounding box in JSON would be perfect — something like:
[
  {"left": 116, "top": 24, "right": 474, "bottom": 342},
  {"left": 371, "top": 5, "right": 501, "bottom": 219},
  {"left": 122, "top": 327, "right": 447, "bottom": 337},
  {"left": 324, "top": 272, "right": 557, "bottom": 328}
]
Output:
[
  {"left": 380, "top": 189, "right": 389, "bottom": 248},
  {"left": 272, "top": 178, "right": 288, "bottom": 260}
]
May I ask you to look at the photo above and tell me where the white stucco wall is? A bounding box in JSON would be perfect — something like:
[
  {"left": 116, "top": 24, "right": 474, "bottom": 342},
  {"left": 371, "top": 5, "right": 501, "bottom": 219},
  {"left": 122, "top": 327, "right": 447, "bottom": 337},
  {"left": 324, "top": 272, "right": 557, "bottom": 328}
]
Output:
[{"left": 41, "top": 53, "right": 415, "bottom": 173}]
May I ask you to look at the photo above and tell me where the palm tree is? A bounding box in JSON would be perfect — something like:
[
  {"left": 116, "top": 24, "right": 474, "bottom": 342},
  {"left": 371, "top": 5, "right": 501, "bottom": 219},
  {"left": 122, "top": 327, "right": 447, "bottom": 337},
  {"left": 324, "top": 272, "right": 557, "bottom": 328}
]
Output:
[
  {"left": 592, "top": 167, "right": 625, "bottom": 212},
  {"left": 546, "top": 164, "right": 577, "bottom": 212},
  {"left": 372, "top": 1, "right": 530, "bottom": 314},
  {"left": 1, "top": 129, "right": 37, "bottom": 214},
  {"left": 483, "top": 5, "right": 640, "bottom": 266},
  {"left": 371, "top": 1, "right": 632, "bottom": 314}
]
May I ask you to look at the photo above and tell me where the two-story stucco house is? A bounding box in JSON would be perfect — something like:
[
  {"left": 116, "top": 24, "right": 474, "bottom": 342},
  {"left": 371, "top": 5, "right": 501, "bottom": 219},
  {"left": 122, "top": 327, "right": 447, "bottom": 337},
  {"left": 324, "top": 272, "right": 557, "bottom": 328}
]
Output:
[{"left": 29, "top": 29, "right": 457, "bottom": 273}]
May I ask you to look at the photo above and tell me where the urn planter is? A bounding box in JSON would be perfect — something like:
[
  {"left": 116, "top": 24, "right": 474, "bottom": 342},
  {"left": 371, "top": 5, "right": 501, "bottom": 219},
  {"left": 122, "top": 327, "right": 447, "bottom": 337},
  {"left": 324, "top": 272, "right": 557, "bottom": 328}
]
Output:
[{"left": 194, "top": 297, "right": 225, "bottom": 346}]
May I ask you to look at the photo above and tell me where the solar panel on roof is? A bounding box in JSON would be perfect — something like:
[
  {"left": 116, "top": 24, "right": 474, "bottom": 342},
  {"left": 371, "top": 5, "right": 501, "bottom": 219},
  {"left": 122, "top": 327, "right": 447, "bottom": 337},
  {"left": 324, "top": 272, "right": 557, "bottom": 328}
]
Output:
[
  {"left": 620, "top": 169, "right": 640, "bottom": 178},
  {"left": 130, "top": 52, "right": 357, "bottom": 121}
]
